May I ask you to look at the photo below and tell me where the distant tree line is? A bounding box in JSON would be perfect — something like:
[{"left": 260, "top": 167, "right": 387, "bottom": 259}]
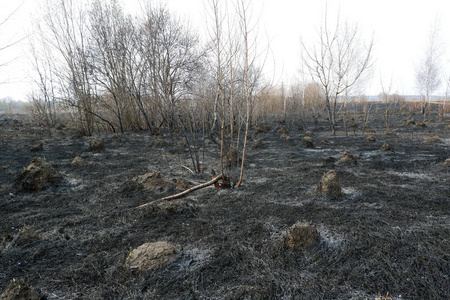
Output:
[
  {"left": 27, "top": 0, "right": 333, "bottom": 136},
  {"left": 0, "top": 97, "right": 26, "bottom": 113},
  {"left": 28, "top": 0, "right": 448, "bottom": 139}
]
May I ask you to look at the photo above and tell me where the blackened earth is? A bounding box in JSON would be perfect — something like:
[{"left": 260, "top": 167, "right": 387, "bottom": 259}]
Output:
[{"left": 0, "top": 107, "right": 449, "bottom": 299}]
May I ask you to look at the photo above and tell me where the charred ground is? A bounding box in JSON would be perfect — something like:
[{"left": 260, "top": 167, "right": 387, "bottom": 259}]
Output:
[{"left": 0, "top": 106, "right": 449, "bottom": 299}]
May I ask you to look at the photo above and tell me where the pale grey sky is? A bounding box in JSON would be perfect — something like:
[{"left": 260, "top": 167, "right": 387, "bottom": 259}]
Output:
[{"left": 1, "top": 0, "right": 450, "bottom": 100}]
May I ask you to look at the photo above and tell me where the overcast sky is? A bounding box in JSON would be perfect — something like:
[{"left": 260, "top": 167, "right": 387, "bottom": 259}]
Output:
[{"left": 1, "top": 0, "right": 450, "bottom": 100}]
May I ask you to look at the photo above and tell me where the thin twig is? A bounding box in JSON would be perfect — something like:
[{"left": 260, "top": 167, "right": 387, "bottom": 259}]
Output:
[{"left": 182, "top": 165, "right": 195, "bottom": 175}]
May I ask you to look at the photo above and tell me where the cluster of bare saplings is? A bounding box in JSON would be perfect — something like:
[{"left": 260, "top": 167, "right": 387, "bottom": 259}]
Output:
[{"left": 27, "top": 0, "right": 450, "bottom": 188}]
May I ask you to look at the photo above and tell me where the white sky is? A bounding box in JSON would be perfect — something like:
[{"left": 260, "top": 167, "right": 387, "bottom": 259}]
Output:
[{"left": 1, "top": 0, "right": 450, "bottom": 100}]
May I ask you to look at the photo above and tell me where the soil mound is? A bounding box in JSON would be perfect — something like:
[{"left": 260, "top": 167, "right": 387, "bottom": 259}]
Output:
[
  {"left": 126, "top": 241, "right": 177, "bottom": 271},
  {"left": 365, "top": 135, "right": 376, "bottom": 142},
  {"left": 380, "top": 143, "right": 392, "bottom": 151},
  {"left": 316, "top": 170, "right": 342, "bottom": 197},
  {"left": 300, "top": 136, "right": 314, "bottom": 148},
  {"left": 89, "top": 139, "right": 105, "bottom": 151},
  {"left": 71, "top": 156, "right": 87, "bottom": 167},
  {"left": 424, "top": 136, "right": 443, "bottom": 143},
  {"left": 336, "top": 150, "right": 357, "bottom": 166},
  {"left": 284, "top": 221, "right": 319, "bottom": 249},
  {"left": 14, "top": 157, "right": 63, "bottom": 192},
  {"left": 132, "top": 172, "right": 172, "bottom": 190},
  {"left": 277, "top": 127, "right": 288, "bottom": 134}
]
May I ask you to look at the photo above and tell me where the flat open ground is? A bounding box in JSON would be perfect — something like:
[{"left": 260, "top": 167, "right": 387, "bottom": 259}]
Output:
[{"left": 0, "top": 106, "right": 449, "bottom": 299}]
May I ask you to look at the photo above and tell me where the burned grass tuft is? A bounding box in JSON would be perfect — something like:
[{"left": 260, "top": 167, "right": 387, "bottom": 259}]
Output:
[
  {"left": 125, "top": 241, "right": 178, "bottom": 271},
  {"left": 284, "top": 221, "right": 319, "bottom": 249},
  {"left": 14, "top": 157, "right": 63, "bottom": 192},
  {"left": 316, "top": 170, "right": 342, "bottom": 197},
  {"left": 300, "top": 136, "right": 314, "bottom": 148},
  {"left": 89, "top": 138, "right": 105, "bottom": 151},
  {"left": 336, "top": 150, "right": 357, "bottom": 166},
  {"left": 424, "top": 135, "right": 443, "bottom": 143},
  {"left": 380, "top": 143, "right": 392, "bottom": 151},
  {"left": 365, "top": 135, "right": 376, "bottom": 142}
]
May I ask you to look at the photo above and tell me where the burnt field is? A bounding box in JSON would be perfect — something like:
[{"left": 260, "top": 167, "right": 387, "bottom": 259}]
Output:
[{"left": 0, "top": 107, "right": 449, "bottom": 299}]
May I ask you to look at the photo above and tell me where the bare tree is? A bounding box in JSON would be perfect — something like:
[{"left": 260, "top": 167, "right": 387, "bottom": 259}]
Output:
[
  {"left": 203, "top": 0, "right": 265, "bottom": 187},
  {"left": 235, "top": 0, "right": 252, "bottom": 187},
  {"left": 415, "top": 19, "right": 442, "bottom": 119},
  {"left": 301, "top": 9, "right": 373, "bottom": 135},
  {"left": 226, "top": 10, "right": 240, "bottom": 147},
  {"left": 31, "top": 0, "right": 204, "bottom": 135},
  {"left": 140, "top": 5, "right": 203, "bottom": 134},
  {"left": 359, "top": 94, "right": 373, "bottom": 132},
  {"left": 206, "top": 0, "right": 227, "bottom": 178},
  {"left": 28, "top": 33, "right": 58, "bottom": 130},
  {"left": 379, "top": 77, "right": 394, "bottom": 134},
  {"left": 206, "top": 0, "right": 225, "bottom": 138},
  {"left": 443, "top": 75, "right": 450, "bottom": 121},
  {"left": 88, "top": 0, "right": 137, "bottom": 133},
  {"left": 38, "top": 0, "right": 100, "bottom": 134}
]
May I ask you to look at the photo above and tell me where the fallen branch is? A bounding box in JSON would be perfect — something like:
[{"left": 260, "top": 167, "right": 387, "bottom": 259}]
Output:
[{"left": 136, "top": 174, "right": 223, "bottom": 209}]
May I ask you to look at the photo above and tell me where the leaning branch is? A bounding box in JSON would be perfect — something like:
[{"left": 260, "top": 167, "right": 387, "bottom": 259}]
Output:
[{"left": 135, "top": 174, "right": 223, "bottom": 208}]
